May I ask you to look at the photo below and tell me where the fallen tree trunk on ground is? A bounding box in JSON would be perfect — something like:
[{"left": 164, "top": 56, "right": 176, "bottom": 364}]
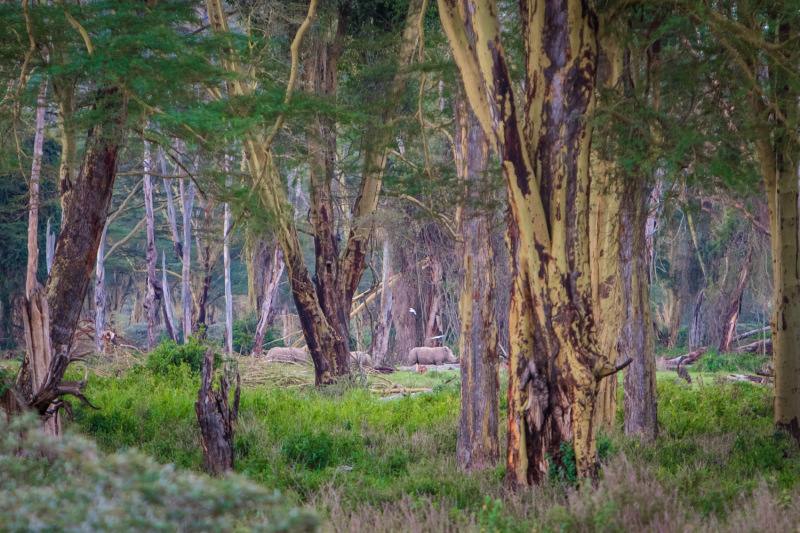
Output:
[
  {"left": 735, "top": 338, "right": 772, "bottom": 355},
  {"left": 723, "top": 374, "right": 771, "bottom": 385},
  {"left": 664, "top": 348, "right": 707, "bottom": 369},
  {"left": 735, "top": 326, "right": 770, "bottom": 342}
]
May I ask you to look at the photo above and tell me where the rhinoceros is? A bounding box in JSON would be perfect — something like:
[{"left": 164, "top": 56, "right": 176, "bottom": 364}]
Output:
[
  {"left": 407, "top": 346, "right": 457, "bottom": 365},
  {"left": 350, "top": 351, "right": 373, "bottom": 367},
  {"left": 264, "top": 346, "right": 308, "bottom": 362}
]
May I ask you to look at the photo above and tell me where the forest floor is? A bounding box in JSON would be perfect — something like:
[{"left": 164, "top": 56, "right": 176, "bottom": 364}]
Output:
[{"left": 3, "top": 348, "right": 797, "bottom": 532}]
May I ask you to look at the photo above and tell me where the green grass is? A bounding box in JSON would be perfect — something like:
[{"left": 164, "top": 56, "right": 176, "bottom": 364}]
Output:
[{"left": 4, "top": 344, "right": 795, "bottom": 532}]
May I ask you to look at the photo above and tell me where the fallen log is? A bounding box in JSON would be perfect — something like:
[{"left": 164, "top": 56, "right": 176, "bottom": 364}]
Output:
[
  {"left": 723, "top": 374, "right": 771, "bottom": 385},
  {"left": 664, "top": 347, "right": 706, "bottom": 369},
  {"left": 396, "top": 364, "right": 461, "bottom": 372},
  {"left": 735, "top": 326, "right": 770, "bottom": 342},
  {"left": 735, "top": 338, "right": 772, "bottom": 355}
]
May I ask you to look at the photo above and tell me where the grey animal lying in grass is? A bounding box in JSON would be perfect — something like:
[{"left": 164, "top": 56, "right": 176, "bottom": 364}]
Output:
[
  {"left": 264, "top": 346, "right": 308, "bottom": 362},
  {"left": 407, "top": 346, "right": 457, "bottom": 365}
]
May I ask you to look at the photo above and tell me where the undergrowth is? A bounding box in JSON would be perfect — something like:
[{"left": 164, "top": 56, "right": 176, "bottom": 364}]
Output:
[{"left": 60, "top": 354, "right": 800, "bottom": 532}]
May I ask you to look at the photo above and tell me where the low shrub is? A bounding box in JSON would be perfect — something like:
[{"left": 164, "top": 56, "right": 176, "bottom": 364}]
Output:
[
  {"left": 0, "top": 415, "right": 318, "bottom": 533},
  {"left": 282, "top": 431, "right": 336, "bottom": 470},
  {"left": 145, "top": 331, "right": 221, "bottom": 375}
]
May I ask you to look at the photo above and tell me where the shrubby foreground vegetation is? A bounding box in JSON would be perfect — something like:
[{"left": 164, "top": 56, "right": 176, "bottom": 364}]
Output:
[{"left": 4, "top": 348, "right": 795, "bottom": 532}]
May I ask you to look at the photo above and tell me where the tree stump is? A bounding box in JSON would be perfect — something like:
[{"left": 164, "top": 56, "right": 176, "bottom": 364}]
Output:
[{"left": 195, "top": 350, "right": 240, "bottom": 475}]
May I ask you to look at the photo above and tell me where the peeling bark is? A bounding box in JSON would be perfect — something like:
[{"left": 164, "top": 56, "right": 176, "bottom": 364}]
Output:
[
  {"left": 252, "top": 245, "right": 285, "bottom": 357},
  {"left": 94, "top": 221, "right": 109, "bottom": 353},
  {"left": 46, "top": 88, "right": 127, "bottom": 354},
  {"left": 455, "top": 98, "right": 499, "bottom": 471},
  {"left": 373, "top": 237, "right": 394, "bottom": 365},
  {"left": 195, "top": 349, "right": 240, "bottom": 475},
  {"left": 718, "top": 252, "right": 751, "bottom": 353},
  {"left": 441, "top": 0, "right": 612, "bottom": 484},
  {"left": 143, "top": 136, "right": 162, "bottom": 351}
]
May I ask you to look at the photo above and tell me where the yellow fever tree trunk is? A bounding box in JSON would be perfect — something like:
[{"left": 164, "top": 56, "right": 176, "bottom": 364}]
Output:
[
  {"left": 440, "top": 0, "right": 628, "bottom": 484},
  {"left": 455, "top": 98, "right": 500, "bottom": 471}
]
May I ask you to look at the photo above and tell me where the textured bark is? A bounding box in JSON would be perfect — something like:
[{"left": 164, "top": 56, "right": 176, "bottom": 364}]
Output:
[
  {"left": 143, "top": 138, "right": 162, "bottom": 351},
  {"left": 423, "top": 234, "right": 444, "bottom": 348},
  {"left": 718, "top": 252, "right": 751, "bottom": 353},
  {"left": 223, "top": 199, "right": 233, "bottom": 352},
  {"left": 441, "top": 0, "right": 617, "bottom": 484},
  {"left": 621, "top": 184, "right": 657, "bottom": 439},
  {"left": 248, "top": 234, "right": 270, "bottom": 313},
  {"left": 392, "top": 245, "right": 421, "bottom": 363},
  {"left": 17, "top": 285, "right": 61, "bottom": 435},
  {"left": 46, "top": 88, "right": 127, "bottom": 353},
  {"left": 159, "top": 146, "right": 183, "bottom": 260},
  {"left": 455, "top": 98, "right": 499, "bottom": 471},
  {"left": 94, "top": 222, "right": 109, "bottom": 353},
  {"left": 26, "top": 78, "right": 47, "bottom": 298},
  {"left": 252, "top": 245, "right": 285, "bottom": 357},
  {"left": 195, "top": 349, "right": 240, "bottom": 475},
  {"left": 688, "top": 289, "right": 705, "bottom": 350},
  {"left": 46, "top": 219, "right": 56, "bottom": 275},
  {"left": 180, "top": 172, "right": 195, "bottom": 342},
  {"left": 161, "top": 252, "right": 178, "bottom": 341},
  {"left": 207, "top": 0, "right": 423, "bottom": 384},
  {"left": 373, "top": 237, "right": 394, "bottom": 365},
  {"left": 590, "top": 36, "right": 623, "bottom": 430}
]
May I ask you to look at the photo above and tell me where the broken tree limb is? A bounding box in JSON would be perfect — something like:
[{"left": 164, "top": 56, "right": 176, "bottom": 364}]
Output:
[
  {"left": 735, "top": 326, "right": 770, "bottom": 342},
  {"left": 735, "top": 338, "right": 772, "bottom": 354},
  {"left": 194, "top": 350, "right": 240, "bottom": 476},
  {"left": 664, "top": 347, "right": 707, "bottom": 369}
]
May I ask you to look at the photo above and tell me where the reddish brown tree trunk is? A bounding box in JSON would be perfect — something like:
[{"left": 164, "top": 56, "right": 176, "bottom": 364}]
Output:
[
  {"left": 719, "top": 252, "right": 752, "bottom": 353},
  {"left": 46, "top": 88, "right": 127, "bottom": 353}
]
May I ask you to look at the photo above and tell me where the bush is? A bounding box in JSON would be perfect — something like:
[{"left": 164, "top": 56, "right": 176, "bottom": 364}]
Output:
[
  {"left": 0, "top": 415, "right": 318, "bottom": 533},
  {"left": 145, "top": 330, "right": 221, "bottom": 375},
  {"left": 693, "top": 349, "right": 771, "bottom": 374},
  {"left": 281, "top": 431, "right": 335, "bottom": 470}
]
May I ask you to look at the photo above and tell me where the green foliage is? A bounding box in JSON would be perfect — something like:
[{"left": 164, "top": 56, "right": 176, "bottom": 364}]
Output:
[
  {"left": 548, "top": 441, "right": 578, "bottom": 486},
  {"left": 145, "top": 330, "right": 221, "bottom": 375},
  {"left": 693, "top": 350, "right": 771, "bottom": 374},
  {"left": 0, "top": 415, "right": 318, "bottom": 533},
  {"left": 281, "top": 431, "right": 335, "bottom": 470},
  {"left": 476, "top": 497, "right": 530, "bottom": 533}
]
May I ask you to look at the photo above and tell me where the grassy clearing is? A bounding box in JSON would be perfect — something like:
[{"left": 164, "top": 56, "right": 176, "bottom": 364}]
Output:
[{"left": 51, "top": 351, "right": 800, "bottom": 532}]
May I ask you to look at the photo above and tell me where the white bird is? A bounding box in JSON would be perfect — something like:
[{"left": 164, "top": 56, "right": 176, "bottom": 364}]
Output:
[{"left": 409, "top": 308, "right": 417, "bottom": 316}]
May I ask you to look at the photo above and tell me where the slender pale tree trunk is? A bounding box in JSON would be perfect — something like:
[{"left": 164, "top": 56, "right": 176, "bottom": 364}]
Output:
[
  {"left": 422, "top": 233, "right": 444, "bottom": 347},
  {"left": 26, "top": 78, "right": 48, "bottom": 297},
  {"left": 159, "top": 146, "right": 183, "bottom": 260},
  {"left": 161, "top": 252, "right": 178, "bottom": 341},
  {"left": 94, "top": 221, "right": 109, "bottom": 353},
  {"left": 455, "top": 97, "right": 499, "bottom": 471},
  {"left": 46, "top": 219, "right": 56, "bottom": 275},
  {"left": 223, "top": 163, "right": 233, "bottom": 353},
  {"left": 373, "top": 236, "right": 394, "bottom": 365},
  {"left": 252, "top": 245, "right": 285, "bottom": 357},
  {"left": 143, "top": 135, "right": 162, "bottom": 351},
  {"left": 180, "top": 172, "right": 195, "bottom": 343}
]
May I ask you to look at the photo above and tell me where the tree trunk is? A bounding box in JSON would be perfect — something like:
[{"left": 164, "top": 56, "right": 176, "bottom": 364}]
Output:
[
  {"left": 440, "top": 0, "right": 621, "bottom": 484},
  {"left": 46, "top": 87, "right": 127, "bottom": 354},
  {"left": 252, "top": 245, "right": 285, "bottom": 357},
  {"left": 161, "top": 252, "right": 178, "bottom": 341},
  {"left": 422, "top": 233, "right": 444, "bottom": 348},
  {"left": 590, "top": 36, "right": 623, "bottom": 431},
  {"left": 455, "top": 98, "right": 499, "bottom": 471},
  {"left": 689, "top": 289, "right": 704, "bottom": 350},
  {"left": 26, "top": 78, "right": 47, "bottom": 298},
  {"left": 195, "top": 349, "right": 240, "bottom": 475},
  {"left": 248, "top": 234, "right": 270, "bottom": 314},
  {"left": 143, "top": 137, "right": 163, "bottom": 351},
  {"left": 621, "top": 183, "right": 658, "bottom": 439},
  {"left": 718, "top": 252, "right": 752, "bottom": 353},
  {"left": 392, "top": 244, "right": 420, "bottom": 363},
  {"left": 17, "top": 285, "right": 61, "bottom": 435},
  {"left": 373, "top": 237, "right": 394, "bottom": 365},
  {"left": 180, "top": 171, "right": 195, "bottom": 342},
  {"left": 45, "top": 219, "right": 56, "bottom": 276},
  {"left": 94, "top": 221, "right": 109, "bottom": 353},
  {"left": 159, "top": 146, "right": 183, "bottom": 260}
]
